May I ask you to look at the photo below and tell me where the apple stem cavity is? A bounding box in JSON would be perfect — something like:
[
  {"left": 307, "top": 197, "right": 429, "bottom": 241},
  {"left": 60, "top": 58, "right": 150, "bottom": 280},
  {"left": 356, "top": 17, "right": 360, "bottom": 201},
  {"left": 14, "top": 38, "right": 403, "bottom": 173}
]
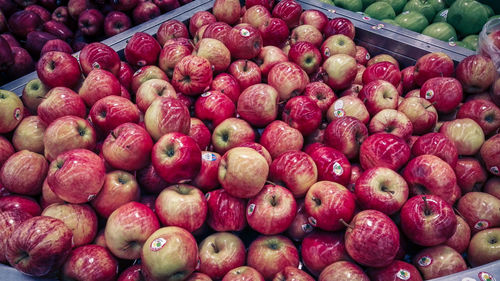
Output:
[
  {"left": 339, "top": 218, "right": 353, "bottom": 230},
  {"left": 210, "top": 242, "right": 219, "bottom": 253},
  {"left": 422, "top": 196, "right": 431, "bottom": 216},
  {"left": 14, "top": 252, "right": 29, "bottom": 265},
  {"left": 381, "top": 185, "right": 395, "bottom": 194}
]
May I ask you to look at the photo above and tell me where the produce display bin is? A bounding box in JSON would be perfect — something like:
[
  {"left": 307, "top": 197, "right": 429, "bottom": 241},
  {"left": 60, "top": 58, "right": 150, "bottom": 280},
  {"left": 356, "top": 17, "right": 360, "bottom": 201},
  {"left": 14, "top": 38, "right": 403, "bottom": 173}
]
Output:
[{"left": 0, "top": 0, "right": 498, "bottom": 280}]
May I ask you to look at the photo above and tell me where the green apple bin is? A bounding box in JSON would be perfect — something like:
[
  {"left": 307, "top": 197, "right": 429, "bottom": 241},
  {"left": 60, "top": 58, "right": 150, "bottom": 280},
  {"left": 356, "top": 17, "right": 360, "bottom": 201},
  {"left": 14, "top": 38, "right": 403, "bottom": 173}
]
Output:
[{"left": 0, "top": 0, "right": 498, "bottom": 280}]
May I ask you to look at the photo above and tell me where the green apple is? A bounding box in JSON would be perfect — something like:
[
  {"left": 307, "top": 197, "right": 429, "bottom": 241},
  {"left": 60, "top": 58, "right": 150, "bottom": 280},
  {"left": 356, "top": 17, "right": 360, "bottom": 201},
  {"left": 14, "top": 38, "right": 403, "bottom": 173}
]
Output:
[
  {"left": 482, "top": 4, "right": 494, "bottom": 18},
  {"left": 320, "top": 0, "right": 335, "bottom": 5},
  {"left": 403, "top": 0, "right": 437, "bottom": 22},
  {"left": 380, "top": 0, "right": 408, "bottom": 13},
  {"left": 334, "top": 0, "right": 363, "bottom": 11},
  {"left": 433, "top": 9, "right": 448, "bottom": 22},
  {"left": 462, "top": 34, "right": 479, "bottom": 50},
  {"left": 445, "top": 0, "right": 456, "bottom": 5},
  {"left": 364, "top": 2, "right": 396, "bottom": 20},
  {"left": 447, "top": 0, "right": 489, "bottom": 36},
  {"left": 429, "top": 0, "right": 446, "bottom": 11},
  {"left": 361, "top": 0, "right": 376, "bottom": 9},
  {"left": 395, "top": 11, "right": 430, "bottom": 32},
  {"left": 457, "top": 41, "right": 474, "bottom": 50},
  {"left": 422, "top": 22, "right": 457, "bottom": 41},
  {"left": 382, "top": 19, "right": 401, "bottom": 26}
]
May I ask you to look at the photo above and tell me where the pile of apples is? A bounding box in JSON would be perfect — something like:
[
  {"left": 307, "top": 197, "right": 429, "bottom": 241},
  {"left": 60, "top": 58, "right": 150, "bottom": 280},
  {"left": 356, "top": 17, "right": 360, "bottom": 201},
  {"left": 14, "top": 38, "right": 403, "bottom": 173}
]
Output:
[
  {"left": 0, "top": 0, "right": 186, "bottom": 84},
  {"left": 0, "top": 0, "right": 500, "bottom": 280}
]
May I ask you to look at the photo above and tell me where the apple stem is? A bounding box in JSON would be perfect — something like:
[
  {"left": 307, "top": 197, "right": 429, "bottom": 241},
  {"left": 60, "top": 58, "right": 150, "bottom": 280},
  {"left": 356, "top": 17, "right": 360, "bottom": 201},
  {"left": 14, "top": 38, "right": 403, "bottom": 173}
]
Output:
[
  {"left": 453, "top": 207, "right": 466, "bottom": 219},
  {"left": 243, "top": 60, "right": 248, "bottom": 71},
  {"left": 424, "top": 102, "right": 437, "bottom": 109},
  {"left": 211, "top": 242, "right": 219, "bottom": 253},
  {"left": 422, "top": 196, "right": 431, "bottom": 216},
  {"left": 111, "top": 131, "right": 117, "bottom": 139},
  {"left": 266, "top": 180, "right": 277, "bottom": 186},
  {"left": 339, "top": 219, "right": 353, "bottom": 230}
]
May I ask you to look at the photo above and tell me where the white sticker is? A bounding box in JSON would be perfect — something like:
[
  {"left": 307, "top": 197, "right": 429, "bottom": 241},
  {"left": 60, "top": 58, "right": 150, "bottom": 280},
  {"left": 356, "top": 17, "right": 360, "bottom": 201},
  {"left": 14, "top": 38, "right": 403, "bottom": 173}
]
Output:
[
  {"left": 332, "top": 162, "right": 343, "bottom": 176},
  {"left": 474, "top": 220, "right": 489, "bottom": 230},
  {"left": 87, "top": 194, "right": 96, "bottom": 201},
  {"left": 417, "top": 256, "right": 432, "bottom": 267},
  {"left": 247, "top": 203, "right": 256, "bottom": 216},
  {"left": 240, "top": 28, "right": 250, "bottom": 37},
  {"left": 490, "top": 166, "right": 499, "bottom": 175},
  {"left": 201, "top": 92, "right": 211, "bottom": 97},
  {"left": 92, "top": 62, "right": 101, "bottom": 69},
  {"left": 365, "top": 53, "right": 370, "bottom": 60},
  {"left": 308, "top": 216, "right": 317, "bottom": 226},
  {"left": 425, "top": 89, "right": 434, "bottom": 99},
  {"left": 14, "top": 108, "right": 21, "bottom": 120},
  {"left": 478, "top": 272, "right": 495, "bottom": 281},
  {"left": 150, "top": 238, "right": 167, "bottom": 252},
  {"left": 440, "top": 10, "right": 448, "bottom": 17},
  {"left": 202, "top": 153, "right": 217, "bottom": 161},
  {"left": 301, "top": 223, "right": 313, "bottom": 233},
  {"left": 362, "top": 15, "right": 371, "bottom": 20},
  {"left": 324, "top": 47, "right": 330, "bottom": 57},
  {"left": 396, "top": 269, "right": 411, "bottom": 280},
  {"left": 205, "top": 192, "right": 211, "bottom": 201}
]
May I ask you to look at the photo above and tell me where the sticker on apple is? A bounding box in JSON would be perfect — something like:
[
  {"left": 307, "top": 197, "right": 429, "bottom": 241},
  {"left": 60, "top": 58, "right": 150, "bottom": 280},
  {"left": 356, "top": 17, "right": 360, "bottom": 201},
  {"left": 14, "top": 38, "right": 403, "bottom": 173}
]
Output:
[
  {"left": 474, "top": 220, "right": 489, "bottom": 230},
  {"left": 308, "top": 216, "right": 317, "bottom": 226},
  {"left": 490, "top": 166, "right": 499, "bottom": 175},
  {"left": 205, "top": 192, "right": 211, "bottom": 201},
  {"left": 14, "top": 108, "right": 21, "bottom": 120},
  {"left": 366, "top": 53, "right": 370, "bottom": 60},
  {"left": 324, "top": 47, "right": 330, "bottom": 57},
  {"left": 425, "top": 90, "right": 434, "bottom": 99},
  {"left": 328, "top": 9, "right": 336, "bottom": 14},
  {"left": 203, "top": 153, "right": 217, "bottom": 161},
  {"left": 240, "top": 29, "right": 250, "bottom": 37},
  {"left": 301, "top": 223, "right": 313, "bottom": 233},
  {"left": 396, "top": 269, "right": 411, "bottom": 280},
  {"left": 478, "top": 272, "right": 495, "bottom": 281},
  {"left": 87, "top": 194, "right": 96, "bottom": 201},
  {"left": 417, "top": 256, "right": 432, "bottom": 267},
  {"left": 247, "top": 203, "right": 256, "bottom": 216},
  {"left": 332, "top": 162, "right": 343, "bottom": 176},
  {"left": 150, "top": 237, "right": 167, "bottom": 252},
  {"left": 201, "top": 92, "right": 211, "bottom": 97},
  {"left": 92, "top": 62, "right": 101, "bottom": 69}
]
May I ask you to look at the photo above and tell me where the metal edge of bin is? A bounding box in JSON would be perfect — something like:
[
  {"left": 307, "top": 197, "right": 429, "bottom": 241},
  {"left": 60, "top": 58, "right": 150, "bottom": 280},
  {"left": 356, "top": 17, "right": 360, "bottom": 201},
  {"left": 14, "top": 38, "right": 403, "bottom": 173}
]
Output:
[{"left": 0, "top": 0, "right": 217, "bottom": 96}]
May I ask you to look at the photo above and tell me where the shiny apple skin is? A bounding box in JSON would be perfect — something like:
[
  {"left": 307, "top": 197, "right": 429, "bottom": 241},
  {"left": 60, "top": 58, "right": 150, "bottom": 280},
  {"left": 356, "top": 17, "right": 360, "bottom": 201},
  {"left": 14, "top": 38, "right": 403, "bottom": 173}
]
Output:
[
  {"left": 36, "top": 51, "right": 81, "bottom": 89},
  {"left": 237, "top": 83, "right": 279, "bottom": 127},
  {"left": 345, "top": 210, "right": 399, "bottom": 267},
  {"left": 299, "top": 9, "right": 328, "bottom": 33},
  {"left": 411, "top": 132, "right": 458, "bottom": 168},
  {"left": 152, "top": 132, "right": 201, "bottom": 184},
  {"left": 79, "top": 42, "right": 120, "bottom": 76},
  {"left": 0, "top": 210, "right": 32, "bottom": 263},
  {"left": 193, "top": 151, "right": 221, "bottom": 192},
  {"left": 456, "top": 54, "right": 496, "bottom": 94},
  {"left": 368, "top": 260, "right": 423, "bottom": 281},
  {"left": 480, "top": 134, "right": 500, "bottom": 176},
  {"left": 5, "top": 216, "right": 73, "bottom": 277},
  {"left": 301, "top": 230, "right": 348, "bottom": 276},
  {"left": 198, "top": 232, "right": 246, "bottom": 279},
  {"left": 47, "top": 148, "right": 105, "bottom": 204},
  {"left": 323, "top": 18, "right": 355, "bottom": 39},
  {"left": 271, "top": 0, "right": 301, "bottom": 29},
  {"left": 457, "top": 99, "right": 500, "bottom": 135},
  {"left": 0, "top": 195, "right": 41, "bottom": 216},
  {"left": 189, "top": 11, "right": 216, "bottom": 36},
  {"left": 212, "top": 117, "right": 256, "bottom": 154},
  {"left": 419, "top": 77, "right": 463, "bottom": 114},
  {"left": 62, "top": 245, "right": 118, "bottom": 281},
  {"left": 145, "top": 97, "right": 191, "bottom": 141},
  {"left": 260, "top": 120, "right": 304, "bottom": 159},
  {"left": 326, "top": 96, "right": 370, "bottom": 124},
  {"left": 412, "top": 245, "right": 467, "bottom": 280},
  {"left": 0, "top": 150, "right": 48, "bottom": 196},
  {"left": 189, "top": 118, "right": 212, "bottom": 151},
  {"left": 457, "top": 192, "right": 500, "bottom": 233},
  {"left": 358, "top": 79, "right": 399, "bottom": 116},
  {"left": 468, "top": 228, "right": 500, "bottom": 266},
  {"left": 172, "top": 55, "right": 213, "bottom": 96},
  {"left": 195, "top": 90, "right": 236, "bottom": 128},
  {"left": 305, "top": 181, "right": 356, "bottom": 231},
  {"left": 324, "top": 116, "right": 367, "bottom": 159},
  {"left": 105, "top": 202, "right": 160, "bottom": 260},
  {"left": 355, "top": 167, "right": 409, "bottom": 215},
  {"left": 282, "top": 96, "right": 322, "bottom": 136},
  {"left": 247, "top": 235, "right": 299, "bottom": 280},
  {"left": 79, "top": 69, "right": 122, "bottom": 107},
  {"left": 267, "top": 61, "right": 309, "bottom": 101},
  {"left": 455, "top": 157, "right": 487, "bottom": 193},
  {"left": 226, "top": 23, "right": 263, "bottom": 60},
  {"left": 362, "top": 61, "right": 401, "bottom": 87},
  {"left": 206, "top": 189, "right": 247, "bottom": 232},
  {"left": 246, "top": 184, "right": 296, "bottom": 235},
  {"left": 413, "top": 52, "right": 454, "bottom": 86},
  {"left": 211, "top": 73, "right": 241, "bottom": 103},
  {"left": 309, "top": 147, "right": 351, "bottom": 186},
  {"left": 269, "top": 151, "right": 317, "bottom": 198},
  {"left": 368, "top": 109, "right": 413, "bottom": 139},
  {"left": 318, "top": 261, "right": 369, "bottom": 281},
  {"left": 124, "top": 32, "right": 161, "bottom": 68},
  {"left": 90, "top": 95, "right": 140, "bottom": 134},
  {"left": 360, "top": 133, "right": 410, "bottom": 171},
  {"left": 156, "top": 19, "right": 189, "bottom": 46},
  {"left": 440, "top": 118, "right": 485, "bottom": 156},
  {"left": 222, "top": 266, "right": 265, "bottom": 281},
  {"left": 322, "top": 54, "right": 357, "bottom": 91},
  {"left": 303, "top": 81, "right": 336, "bottom": 114},
  {"left": 397, "top": 97, "right": 438, "bottom": 135}
]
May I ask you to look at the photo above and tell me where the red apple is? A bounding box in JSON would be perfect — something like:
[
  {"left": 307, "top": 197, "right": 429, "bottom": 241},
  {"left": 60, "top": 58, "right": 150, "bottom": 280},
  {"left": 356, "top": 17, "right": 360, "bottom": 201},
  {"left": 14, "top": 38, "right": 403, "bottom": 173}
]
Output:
[
  {"left": 90, "top": 95, "right": 140, "bottom": 134},
  {"left": 136, "top": 163, "right": 169, "bottom": 194},
  {"left": 189, "top": 11, "right": 216, "bottom": 36},
  {"left": 419, "top": 77, "right": 463, "bottom": 114},
  {"left": 189, "top": 118, "right": 212, "bottom": 150},
  {"left": 326, "top": 96, "right": 370, "bottom": 124},
  {"left": 0, "top": 36, "right": 13, "bottom": 72},
  {"left": 226, "top": 23, "right": 263, "bottom": 59},
  {"left": 359, "top": 79, "right": 399, "bottom": 115},
  {"left": 246, "top": 184, "right": 297, "bottom": 234},
  {"left": 0, "top": 135, "right": 14, "bottom": 168},
  {"left": 457, "top": 192, "right": 500, "bottom": 233},
  {"left": 267, "top": 61, "right": 309, "bottom": 101},
  {"left": 206, "top": 189, "right": 247, "bottom": 231},
  {"left": 355, "top": 46, "right": 370, "bottom": 65},
  {"left": 62, "top": 245, "right": 118, "bottom": 281},
  {"left": 322, "top": 54, "right": 357, "bottom": 90},
  {"left": 8, "top": 10, "right": 42, "bottom": 38},
  {"left": 319, "top": 261, "right": 369, "bottom": 281},
  {"left": 0, "top": 150, "right": 48, "bottom": 196},
  {"left": 41, "top": 203, "right": 98, "bottom": 247},
  {"left": 299, "top": 9, "right": 327, "bottom": 32},
  {"left": 440, "top": 118, "right": 485, "bottom": 155},
  {"left": 414, "top": 52, "right": 454, "bottom": 86},
  {"left": 156, "top": 184, "right": 207, "bottom": 232},
  {"left": 141, "top": 226, "right": 198, "bottom": 281},
  {"left": 132, "top": 2, "right": 161, "bottom": 24},
  {"left": 411, "top": 132, "right": 458, "bottom": 168},
  {"left": 0, "top": 195, "right": 41, "bottom": 216},
  {"left": 324, "top": 116, "right": 368, "bottom": 159},
  {"left": 172, "top": 55, "right": 213, "bottom": 96},
  {"left": 144, "top": 97, "right": 190, "bottom": 141},
  {"left": 124, "top": 32, "right": 161, "bottom": 68},
  {"left": 79, "top": 42, "right": 120, "bottom": 76},
  {"left": 457, "top": 99, "right": 500, "bottom": 135},
  {"left": 156, "top": 19, "right": 189, "bottom": 46},
  {"left": 271, "top": 0, "right": 302, "bottom": 29},
  {"left": 397, "top": 97, "right": 438, "bottom": 135},
  {"left": 196, "top": 38, "right": 231, "bottom": 74},
  {"left": 242, "top": 5, "right": 271, "bottom": 29},
  {"left": 445, "top": 215, "right": 471, "bottom": 254},
  {"left": 229, "top": 59, "right": 262, "bottom": 90},
  {"left": 303, "top": 81, "right": 336, "bottom": 114},
  {"left": 305, "top": 181, "right": 356, "bottom": 231},
  {"left": 309, "top": 147, "right": 351, "bottom": 186},
  {"left": 37, "top": 86, "right": 86, "bottom": 125},
  {"left": 5, "top": 216, "right": 73, "bottom": 276},
  {"left": 360, "top": 133, "right": 410, "bottom": 171},
  {"left": 413, "top": 245, "right": 466, "bottom": 280},
  {"left": 36, "top": 51, "right": 81, "bottom": 89},
  {"left": 47, "top": 148, "right": 105, "bottom": 203},
  {"left": 198, "top": 232, "right": 246, "bottom": 280},
  {"left": 456, "top": 54, "right": 496, "bottom": 94},
  {"left": 321, "top": 34, "right": 356, "bottom": 59},
  {"left": 213, "top": 0, "right": 241, "bottom": 25},
  {"left": 269, "top": 151, "right": 317, "bottom": 198},
  {"left": 455, "top": 157, "right": 487, "bottom": 193},
  {"left": 324, "top": 17, "right": 355, "bottom": 39},
  {"left": 203, "top": 21, "right": 232, "bottom": 45},
  {"left": 480, "top": 134, "right": 500, "bottom": 176},
  {"left": 152, "top": 132, "right": 201, "bottom": 184},
  {"left": 104, "top": 11, "right": 132, "bottom": 37},
  {"left": 290, "top": 24, "right": 323, "bottom": 47},
  {"left": 258, "top": 17, "right": 290, "bottom": 48},
  {"left": 211, "top": 73, "right": 241, "bottom": 103},
  {"left": 282, "top": 95, "right": 322, "bottom": 135},
  {"left": 117, "top": 265, "right": 144, "bottom": 281},
  {"left": 222, "top": 266, "right": 264, "bottom": 281},
  {"left": 485, "top": 178, "right": 500, "bottom": 199},
  {"left": 260, "top": 120, "right": 304, "bottom": 159},
  {"left": 40, "top": 39, "right": 73, "bottom": 55},
  {"left": 43, "top": 116, "right": 97, "bottom": 162},
  {"left": 135, "top": 78, "right": 177, "bottom": 112},
  {"left": 131, "top": 65, "right": 169, "bottom": 94},
  {"left": 368, "top": 109, "right": 413, "bottom": 139},
  {"left": 237, "top": 83, "right": 279, "bottom": 127},
  {"left": 0, "top": 210, "right": 32, "bottom": 263},
  {"left": 43, "top": 20, "right": 74, "bottom": 41},
  {"left": 301, "top": 231, "right": 348, "bottom": 276},
  {"left": 344, "top": 209, "right": 399, "bottom": 267},
  {"left": 362, "top": 61, "right": 401, "bottom": 88},
  {"left": 247, "top": 235, "right": 299, "bottom": 280},
  {"left": 212, "top": 118, "right": 255, "bottom": 154},
  {"left": 273, "top": 266, "right": 314, "bottom": 281},
  {"left": 79, "top": 69, "right": 121, "bottom": 107}
]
